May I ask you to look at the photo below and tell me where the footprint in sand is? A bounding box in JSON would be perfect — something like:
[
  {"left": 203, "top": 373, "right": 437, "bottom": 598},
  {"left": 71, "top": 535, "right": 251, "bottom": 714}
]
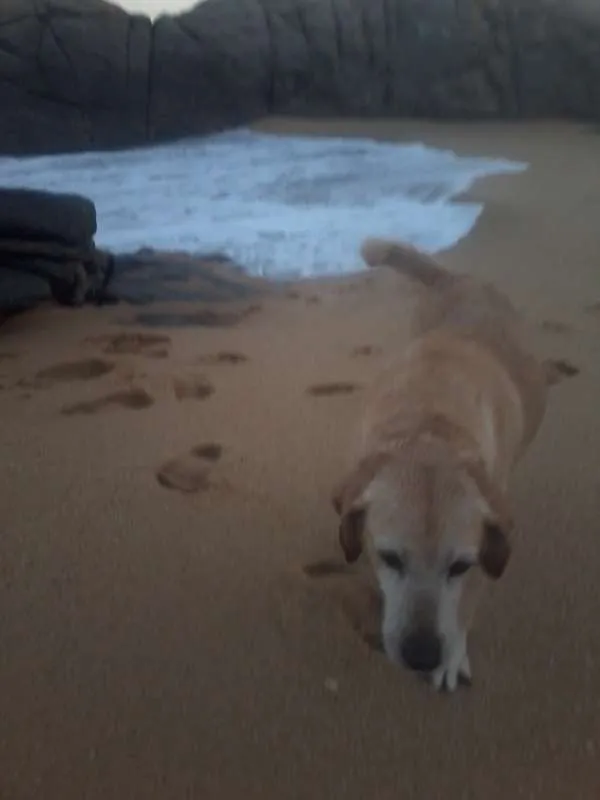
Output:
[
  {"left": 156, "top": 442, "right": 224, "bottom": 494},
  {"left": 173, "top": 376, "right": 215, "bottom": 401},
  {"left": 544, "top": 358, "right": 581, "bottom": 385},
  {"left": 540, "top": 320, "right": 573, "bottom": 335},
  {"left": 285, "top": 291, "right": 321, "bottom": 305},
  {"left": 197, "top": 351, "right": 248, "bottom": 366},
  {"left": 25, "top": 358, "right": 115, "bottom": 389},
  {"left": 61, "top": 387, "right": 154, "bottom": 415},
  {"left": 584, "top": 301, "right": 600, "bottom": 317},
  {"left": 351, "top": 345, "right": 382, "bottom": 358},
  {"left": 307, "top": 382, "right": 361, "bottom": 397},
  {"left": 0, "top": 352, "right": 19, "bottom": 363},
  {"left": 190, "top": 443, "right": 223, "bottom": 461},
  {"left": 90, "top": 332, "right": 172, "bottom": 359}
]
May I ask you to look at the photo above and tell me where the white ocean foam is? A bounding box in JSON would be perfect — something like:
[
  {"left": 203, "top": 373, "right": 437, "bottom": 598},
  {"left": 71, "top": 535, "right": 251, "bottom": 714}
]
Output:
[{"left": 0, "top": 128, "right": 526, "bottom": 279}]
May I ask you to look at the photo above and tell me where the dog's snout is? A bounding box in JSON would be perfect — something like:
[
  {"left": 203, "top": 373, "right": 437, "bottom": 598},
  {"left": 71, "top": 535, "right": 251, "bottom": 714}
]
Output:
[{"left": 400, "top": 630, "right": 442, "bottom": 672}]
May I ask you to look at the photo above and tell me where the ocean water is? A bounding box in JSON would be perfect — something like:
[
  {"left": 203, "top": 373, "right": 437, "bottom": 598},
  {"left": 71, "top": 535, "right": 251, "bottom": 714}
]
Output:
[{"left": 0, "top": 128, "right": 526, "bottom": 279}]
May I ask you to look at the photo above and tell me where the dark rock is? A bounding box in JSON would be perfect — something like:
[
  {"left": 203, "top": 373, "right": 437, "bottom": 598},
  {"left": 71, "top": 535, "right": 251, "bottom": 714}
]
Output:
[
  {"left": 0, "top": 188, "right": 113, "bottom": 310},
  {"left": 0, "top": 0, "right": 152, "bottom": 155},
  {"left": 149, "top": 4, "right": 273, "bottom": 141},
  {"left": 0, "top": 212, "right": 265, "bottom": 311},
  {"left": 1, "top": 0, "right": 600, "bottom": 157},
  {"left": 0, "top": 188, "right": 96, "bottom": 246},
  {"left": 110, "top": 249, "right": 260, "bottom": 306},
  {"left": 0, "top": 268, "right": 50, "bottom": 312}
]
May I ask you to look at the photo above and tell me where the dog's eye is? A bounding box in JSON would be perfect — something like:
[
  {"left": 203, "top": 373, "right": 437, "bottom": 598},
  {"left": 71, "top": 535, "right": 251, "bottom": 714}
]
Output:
[
  {"left": 378, "top": 551, "right": 406, "bottom": 574},
  {"left": 447, "top": 559, "right": 473, "bottom": 579}
]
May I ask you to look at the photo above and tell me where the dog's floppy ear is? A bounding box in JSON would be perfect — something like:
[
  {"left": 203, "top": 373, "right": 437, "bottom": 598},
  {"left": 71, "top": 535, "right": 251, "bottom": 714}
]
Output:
[
  {"left": 338, "top": 507, "right": 367, "bottom": 564},
  {"left": 479, "top": 521, "right": 511, "bottom": 580},
  {"left": 462, "top": 457, "right": 513, "bottom": 580},
  {"left": 331, "top": 452, "right": 390, "bottom": 564}
]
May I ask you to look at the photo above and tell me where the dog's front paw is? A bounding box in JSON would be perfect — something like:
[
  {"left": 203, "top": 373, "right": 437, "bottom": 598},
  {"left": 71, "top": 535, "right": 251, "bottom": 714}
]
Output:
[{"left": 431, "top": 649, "right": 472, "bottom": 692}]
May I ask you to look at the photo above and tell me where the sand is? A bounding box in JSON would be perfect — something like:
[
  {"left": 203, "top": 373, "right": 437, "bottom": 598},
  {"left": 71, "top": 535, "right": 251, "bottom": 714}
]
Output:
[{"left": 1, "top": 119, "right": 600, "bottom": 800}]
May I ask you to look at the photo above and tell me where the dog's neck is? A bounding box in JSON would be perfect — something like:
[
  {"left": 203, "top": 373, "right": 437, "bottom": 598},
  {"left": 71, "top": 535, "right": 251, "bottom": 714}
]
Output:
[{"left": 369, "top": 411, "right": 493, "bottom": 482}]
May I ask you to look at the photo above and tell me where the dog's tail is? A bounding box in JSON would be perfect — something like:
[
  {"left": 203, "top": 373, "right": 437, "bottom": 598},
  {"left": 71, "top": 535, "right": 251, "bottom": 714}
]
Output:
[{"left": 360, "top": 237, "right": 451, "bottom": 289}]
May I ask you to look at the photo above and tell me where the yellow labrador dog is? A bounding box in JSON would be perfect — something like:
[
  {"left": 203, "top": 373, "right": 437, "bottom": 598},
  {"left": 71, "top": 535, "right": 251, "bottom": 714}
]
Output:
[{"left": 332, "top": 237, "right": 567, "bottom": 691}]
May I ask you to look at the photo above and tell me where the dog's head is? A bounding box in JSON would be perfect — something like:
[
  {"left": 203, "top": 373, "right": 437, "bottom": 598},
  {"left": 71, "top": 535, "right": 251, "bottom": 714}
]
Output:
[{"left": 332, "top": 444, "right": 511, "bottom": 673}]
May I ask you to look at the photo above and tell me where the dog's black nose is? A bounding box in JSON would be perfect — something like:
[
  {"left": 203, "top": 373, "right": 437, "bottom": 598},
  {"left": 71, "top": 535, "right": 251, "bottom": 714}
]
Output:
[{"left": 400, "top": 630, "right": 442, "bottom": 672}]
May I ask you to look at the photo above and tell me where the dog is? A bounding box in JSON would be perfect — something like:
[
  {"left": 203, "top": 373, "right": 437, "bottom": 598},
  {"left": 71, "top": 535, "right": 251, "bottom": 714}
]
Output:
[{"left": 332, "top": 237, "right": 569, "bottom": 691}]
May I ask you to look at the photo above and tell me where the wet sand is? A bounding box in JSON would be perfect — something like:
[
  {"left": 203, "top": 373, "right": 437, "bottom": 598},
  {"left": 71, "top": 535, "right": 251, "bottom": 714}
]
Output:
[{"left": 1, "top": 119, "right": 599, "bottom": 799}]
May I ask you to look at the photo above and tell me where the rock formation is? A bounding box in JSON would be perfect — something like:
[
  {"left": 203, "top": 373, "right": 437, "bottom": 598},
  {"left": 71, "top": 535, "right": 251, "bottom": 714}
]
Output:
[
  {"left": 0, "top": 189, "right": 113, "bottom": 310},
  {"left": 0, "top": 0, "right": 599, "bottom": 157}
]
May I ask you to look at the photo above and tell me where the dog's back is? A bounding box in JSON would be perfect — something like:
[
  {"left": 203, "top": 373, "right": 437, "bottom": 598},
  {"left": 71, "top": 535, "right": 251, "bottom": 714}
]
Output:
[
  {"left": 361, "top": 237, "right": 519, "bottom": 340},
  {"left": 360, "top": 237, "right": 549, "bottom": 452}
]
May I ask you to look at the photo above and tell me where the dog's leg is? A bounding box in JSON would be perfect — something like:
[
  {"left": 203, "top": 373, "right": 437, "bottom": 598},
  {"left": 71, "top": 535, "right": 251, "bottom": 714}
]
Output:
[{"left": 431, "top": 633, "right": 472, "bottom": 692}]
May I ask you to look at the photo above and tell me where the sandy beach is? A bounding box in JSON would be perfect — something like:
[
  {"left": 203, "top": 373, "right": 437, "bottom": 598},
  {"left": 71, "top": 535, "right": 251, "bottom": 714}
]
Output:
[{"left": 1, "top": 119, "right": 600, "bottom": 799}]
